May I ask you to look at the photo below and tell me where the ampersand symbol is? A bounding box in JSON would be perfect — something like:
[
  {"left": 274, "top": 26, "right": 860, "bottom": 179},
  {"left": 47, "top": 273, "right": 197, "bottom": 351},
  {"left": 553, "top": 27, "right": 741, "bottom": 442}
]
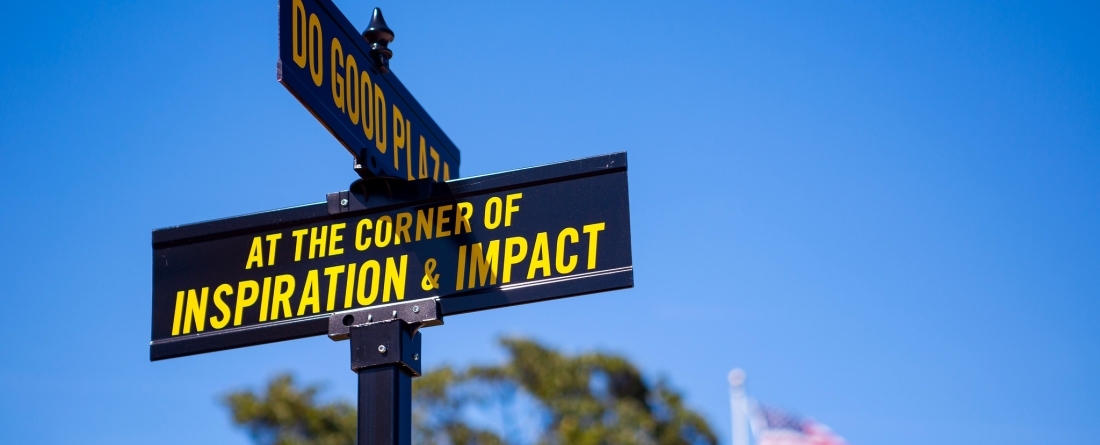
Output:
[{"left": 421, "top": 258, "right": 440, "bottom": 291}]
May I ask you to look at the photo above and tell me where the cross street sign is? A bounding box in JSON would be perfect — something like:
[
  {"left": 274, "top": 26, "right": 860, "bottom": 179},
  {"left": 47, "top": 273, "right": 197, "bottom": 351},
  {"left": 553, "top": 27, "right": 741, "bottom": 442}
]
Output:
[{"left": 278, "top": 0, "right": 461, "bottom": 181}]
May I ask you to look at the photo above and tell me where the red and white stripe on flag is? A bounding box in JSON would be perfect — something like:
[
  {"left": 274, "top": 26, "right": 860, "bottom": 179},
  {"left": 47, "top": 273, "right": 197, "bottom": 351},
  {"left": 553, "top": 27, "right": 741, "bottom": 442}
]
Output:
[{"left": 757, "top": 420, "right": 848, "bottom": 445}]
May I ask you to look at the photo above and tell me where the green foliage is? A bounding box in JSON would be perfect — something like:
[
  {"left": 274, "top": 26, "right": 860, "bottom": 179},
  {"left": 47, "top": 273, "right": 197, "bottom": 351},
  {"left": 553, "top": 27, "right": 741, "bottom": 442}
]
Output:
[
  {"left": 224, "top": 338, "right": 717, "bottom": 445},
  {"left": 223, "top": 374, "right": 356, "bottom": 445},
  {"left": 414, "top": 338, "right": 717, "bottom": 445}
]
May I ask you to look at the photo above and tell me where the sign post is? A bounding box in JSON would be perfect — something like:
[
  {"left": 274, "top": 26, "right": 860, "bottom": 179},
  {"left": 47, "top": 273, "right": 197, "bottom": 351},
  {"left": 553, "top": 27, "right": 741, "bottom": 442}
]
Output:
[
  {"left": 352, "top": 320, "right": 418, "bottom": 445},
  {"left": 152, "top": 5, "right": 633, "bottom": 445}
]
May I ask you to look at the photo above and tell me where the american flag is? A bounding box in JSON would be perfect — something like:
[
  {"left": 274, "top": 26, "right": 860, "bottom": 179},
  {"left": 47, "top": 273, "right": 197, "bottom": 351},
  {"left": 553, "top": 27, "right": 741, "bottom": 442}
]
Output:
[{"left": 751, "top": 404, "right": 848, "bottom": 445}]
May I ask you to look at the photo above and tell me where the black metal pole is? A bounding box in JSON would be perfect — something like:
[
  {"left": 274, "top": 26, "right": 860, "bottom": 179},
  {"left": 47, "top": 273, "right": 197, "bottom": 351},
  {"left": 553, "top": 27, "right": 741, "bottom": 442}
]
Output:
[
  {"left": 350, "top": 320, "right": 421, "bottom": 445},
  {"left": 357, "top": 366, "right": 411, "bottom": 445}
]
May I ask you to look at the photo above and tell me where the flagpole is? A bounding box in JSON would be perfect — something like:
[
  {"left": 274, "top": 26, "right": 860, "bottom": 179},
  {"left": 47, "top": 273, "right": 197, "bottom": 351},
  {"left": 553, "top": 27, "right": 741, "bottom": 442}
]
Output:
[{"left": 729, "top": 369, "right": 749, "bottom": 445}]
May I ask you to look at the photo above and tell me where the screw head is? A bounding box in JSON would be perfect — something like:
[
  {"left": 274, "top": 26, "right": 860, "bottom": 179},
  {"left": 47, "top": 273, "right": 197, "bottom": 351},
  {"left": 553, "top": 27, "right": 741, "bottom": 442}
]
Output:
[
  {"left": 378, "top": 345, "right": 387, "bottom": 353},
  {"left": 412, "top": 306, "right": 420, "bottom": 313},
  {"left": 413, "top": 353, "right": 419, "bottom": 361},
  {"left": 340, "top": 198, "right": 349, "bottom": 206},
  {"left": 392, "top": 310, "right": 397, "bottom": 318}
]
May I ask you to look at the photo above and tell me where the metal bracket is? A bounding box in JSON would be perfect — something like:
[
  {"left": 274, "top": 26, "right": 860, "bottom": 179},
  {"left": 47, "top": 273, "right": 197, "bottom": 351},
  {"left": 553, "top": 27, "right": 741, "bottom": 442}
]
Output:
[
  {"left": 328, "top": 298, "right": 443, "bottom": 341},
  {"left": 326, "top": 177, "right": 435, "bottom": 215},
  {"left": 350, "top": 320, "right": 421, "bottom": 376}
]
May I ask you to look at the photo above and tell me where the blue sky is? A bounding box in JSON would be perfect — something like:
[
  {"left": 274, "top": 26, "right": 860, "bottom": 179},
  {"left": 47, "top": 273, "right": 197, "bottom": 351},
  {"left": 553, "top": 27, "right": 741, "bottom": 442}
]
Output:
[{"left": 1, "top": 1, "right": 1097, "bottom": 444}]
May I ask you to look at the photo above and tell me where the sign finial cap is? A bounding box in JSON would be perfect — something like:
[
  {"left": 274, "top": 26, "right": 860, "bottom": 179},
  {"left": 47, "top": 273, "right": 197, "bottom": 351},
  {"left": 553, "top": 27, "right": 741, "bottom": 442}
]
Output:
[{"left": 363, "top": 7, "right": 394, "bottom": 71}]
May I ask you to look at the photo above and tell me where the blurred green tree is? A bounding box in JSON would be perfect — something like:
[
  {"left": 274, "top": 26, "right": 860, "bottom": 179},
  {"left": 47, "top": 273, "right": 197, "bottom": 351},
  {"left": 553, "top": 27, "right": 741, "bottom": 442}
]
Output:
[
  {"left": 224, "top": 374, "right": 356, "bottom": 445},
  {"left": 224, "top": 338, "right": 717, "bottom": 445}
]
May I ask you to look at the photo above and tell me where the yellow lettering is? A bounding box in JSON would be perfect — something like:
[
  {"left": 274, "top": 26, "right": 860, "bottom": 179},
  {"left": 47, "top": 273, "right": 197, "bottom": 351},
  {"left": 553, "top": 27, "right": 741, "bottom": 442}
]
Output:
[
  {"left": 343, "top": 262, "right": 357, "bottom": 308},
  {"left": 210, "top": 284, "right": 233, "bottom": 330},
  {"left": 259, "top": 277, "right": 272, "bottom": 322},
  {"left": 527, "top": 232, "right": 551, "bottom": 279},
  {"left": 309, "top": 225, "right": 328, "bottom": 259},
  {"left": 430, "top": 147, "right": 440, "bottom": 181},
  {"left": 329, "top": 223, "right": 345, "bottom": 256},
  {"left": 345, "top": 54, "right": 359, "bottom": 124},
  {"left": 394, "top": 212, "right": 412, "bottom": 245},
  {"left": 270, "top": 274, "right": 295, "bottom": 320},
  {"left": 455, "top": 245, "right": 467, "bottom": 291},
  {"left": 374, "top": 215, "right": 392, "bottom": 247},
  {"left": 331, "top": 38, "right": 345, "bottom": 111},
  {"left": 455, "top": 202, "right": 473, "bottom": 235},
  {"left": 265, "top": 233, "right": 282, "bottom": 266},
  {"left": 297, "top": 270, "right": 320, "bottom": 316},
  {"left": 415, "top": 208, "right": 434, "bottom": 241},
  {"left": 583, "top": 222, "right": 605, "bottom": 270},
  {"left": 405, "top": 119, "right": 413, "bottom": 181},
  {"left": 292, "top": 229, "right": 308, "bottom": 261},
  {"left": 468, "top": 241, "right": 500, "bottom": 288},
  {"left": 324, "top": 265, "right": 345, "bottom": 311},
  {"left": 246, "top": 237, "right": 264, "bottom": 269},
  {"left": 436, "top": 205, "right": 452, "bottom": 237},
  {"left": 355, "top": 218, "right": 373, "bottom": 250},
  {"left": 418, "top": 136, "right": 428, "bottom": 179},
  {"left": 505, "top": 193, "right": 522, "bottom": 227},
  {"left": 291, "top": 0, "right": 307, "bottom": 68},
  {"left": 360, "top": 70, "right": 374, "bottom": 140},
  {"left": 383, "top": 255, "right": 408, "bottom": 302},
  {"left": 373, "top": 83, "right": 387, "bottom": 152},
  {"left": 484, "top": 197, "right": 502, "bottom": 229},
  {"left": 555, "top": 227, "right": 579, "bottom": 274},
  {"left": 183, "top": 287, "right": 209, "bottom": 334},
  {"left": 234, "top": 280, "right": 260, "bottom": 327},
  {"left": 357, "top": 260, "right": 380, "bottom": 306},
  {"left": 392, "top": 106, "right": 405, "bottom": 169},
  {"left": 308, "top": 14, "right": 323, "bottom": 86},
  {"left": 502, "top": 236, "right": 528, "bottom": 283},
  {"left": 171, "top": 290, "right": 184, "bottom": 336}
]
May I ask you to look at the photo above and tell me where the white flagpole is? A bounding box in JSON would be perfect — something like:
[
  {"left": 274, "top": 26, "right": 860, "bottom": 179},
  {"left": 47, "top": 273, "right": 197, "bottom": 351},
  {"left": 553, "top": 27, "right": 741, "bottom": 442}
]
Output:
[{"left": 729, "top": 369, "right": 749, "bottom": 445}]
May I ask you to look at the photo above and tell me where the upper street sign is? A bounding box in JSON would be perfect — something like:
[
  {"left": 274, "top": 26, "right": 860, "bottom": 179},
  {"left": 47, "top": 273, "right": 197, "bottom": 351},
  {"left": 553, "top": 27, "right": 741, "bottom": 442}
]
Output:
[
  {"left": 150, "top": 153, "right": 632, "bottom": 360},
  {"left": 278, "top": 0, "right": 461, "bottom": 181}
]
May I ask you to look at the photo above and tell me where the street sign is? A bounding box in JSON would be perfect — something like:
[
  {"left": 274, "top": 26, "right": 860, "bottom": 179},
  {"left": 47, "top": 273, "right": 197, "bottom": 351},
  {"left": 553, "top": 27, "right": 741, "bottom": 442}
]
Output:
[
  {"left": 161, "top": 5, "right": 633, "bottom": 443},
  {"left": 278, "top": 0, "right": 460, "bottom": 180},
  {"left": 150, "top": 153, "right": 632, "bottom": 361}
]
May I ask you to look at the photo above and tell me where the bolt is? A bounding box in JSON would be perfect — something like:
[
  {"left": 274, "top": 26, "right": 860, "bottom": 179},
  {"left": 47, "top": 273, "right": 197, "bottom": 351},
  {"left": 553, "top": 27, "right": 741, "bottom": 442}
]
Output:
[
  {"left": 412, "top": 306, "right": 420, "bottom": 313},
  {"left": 378, "top": 345, "right": 387, "bottom": 353},
  {"left": 392, "top": 310, "right": 397, "bottom": 318},
  {"left": 367, "top": 314, "right": 373, "bottom": 322},
  {"left": 413, "top": 353, "right": 419, "bottom": 361},
  {"left": 340, "top": 198, "right": 348, "bottom": 206}
]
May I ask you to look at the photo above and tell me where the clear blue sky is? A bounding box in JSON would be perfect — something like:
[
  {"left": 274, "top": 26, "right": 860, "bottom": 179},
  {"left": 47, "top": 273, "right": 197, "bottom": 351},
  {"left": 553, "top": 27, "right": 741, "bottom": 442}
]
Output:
[{"left": 1, "top": 1, "right": 1097, "bottom": 443}]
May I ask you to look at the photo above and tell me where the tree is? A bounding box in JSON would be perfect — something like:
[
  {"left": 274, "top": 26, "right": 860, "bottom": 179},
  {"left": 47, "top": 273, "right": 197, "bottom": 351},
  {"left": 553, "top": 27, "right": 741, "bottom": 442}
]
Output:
[
  {"left": 224, "top": 374, "right": 356, "bottom": 445},
  {"left": 225, "top": 338, "right": 717, "bottom": 445}
]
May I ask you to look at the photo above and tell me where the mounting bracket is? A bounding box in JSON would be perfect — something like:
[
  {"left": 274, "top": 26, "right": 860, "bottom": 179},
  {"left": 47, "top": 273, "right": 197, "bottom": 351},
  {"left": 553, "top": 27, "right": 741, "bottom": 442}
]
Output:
[{"left": 327, "top": 298, "right": 443, "bottom": 341}]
